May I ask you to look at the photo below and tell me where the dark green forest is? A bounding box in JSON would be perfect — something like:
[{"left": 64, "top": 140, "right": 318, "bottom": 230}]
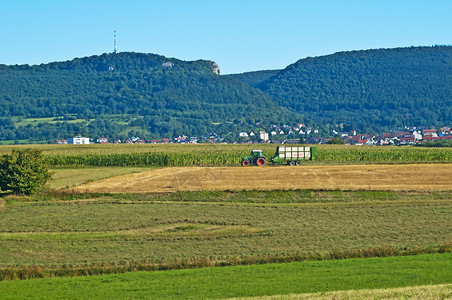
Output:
[
  {"left": 0, "top": 53, "right": 299, "bottom": 141},
  {"left": 0, "top": 46, "right": 451, "bottom": 142},
  {"left": 225, "top": 69, "right": 280, "bottom": 88},
  {"left": 250, "top": 46, "right": 452, "bottom": 132}
]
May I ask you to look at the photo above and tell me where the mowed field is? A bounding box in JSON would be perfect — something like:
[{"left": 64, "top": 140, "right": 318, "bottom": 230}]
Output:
[{"left": 70, "top": 163, "right": 452, "bottom": 193}]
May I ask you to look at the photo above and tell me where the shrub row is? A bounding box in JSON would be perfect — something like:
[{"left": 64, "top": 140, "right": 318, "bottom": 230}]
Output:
[{"left": 1, "top": 243, "right": 450, "bottom": 281}]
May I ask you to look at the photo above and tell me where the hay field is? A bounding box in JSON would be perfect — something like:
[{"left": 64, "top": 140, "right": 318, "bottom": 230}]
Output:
[{"left": 70, "top": 163, "right": 452, "bottom": 193}]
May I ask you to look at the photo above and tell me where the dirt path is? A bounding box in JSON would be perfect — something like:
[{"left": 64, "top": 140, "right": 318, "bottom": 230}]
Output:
[{"left": 69, "top": 164, "right": 452, "bottom": 193}]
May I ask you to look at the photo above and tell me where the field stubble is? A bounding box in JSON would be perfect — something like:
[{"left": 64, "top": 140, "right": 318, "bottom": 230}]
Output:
[{"left": 69, "top": 164, "right": 452, "bottom": 193}]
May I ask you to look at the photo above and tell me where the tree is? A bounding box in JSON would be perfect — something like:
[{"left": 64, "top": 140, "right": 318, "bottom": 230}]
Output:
[
  {"left": 0, "top": 149, "right": 52, "bottom": 195},
  {"left": 327, "top": 137, "right": 345, "bottom": 144}
]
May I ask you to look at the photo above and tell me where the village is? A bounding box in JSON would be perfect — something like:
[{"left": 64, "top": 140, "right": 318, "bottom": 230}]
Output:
[{"left": 56, "top": 124, "right": 451, "bottom": 146}]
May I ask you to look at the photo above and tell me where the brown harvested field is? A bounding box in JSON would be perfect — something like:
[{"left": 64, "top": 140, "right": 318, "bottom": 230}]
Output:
[{"left": 70, "top": 163, "right": 452, "bottom": 193}]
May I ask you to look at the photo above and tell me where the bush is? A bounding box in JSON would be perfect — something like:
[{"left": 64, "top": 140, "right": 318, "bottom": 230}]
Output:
[
  {"left": 0, "top": 149, "right": 52, "bottom": 195},
  {"left": 327, "top": 137, "right": 345, "bottom": 145}
]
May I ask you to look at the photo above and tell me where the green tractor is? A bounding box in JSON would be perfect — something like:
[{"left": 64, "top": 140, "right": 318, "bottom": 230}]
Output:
[
  {"left": 241, "top": 146, "right": 318, "bottom": 166},
  {"left": 241, "top": 150, "right": 267, "bottom": 166}
]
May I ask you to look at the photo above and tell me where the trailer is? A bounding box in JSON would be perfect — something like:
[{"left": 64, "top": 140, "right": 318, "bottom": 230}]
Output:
[
  {"left": 241, "top": 146, "right": 318, "bottom": 166},
  {"left": 271, "top": 146, "right": 318, "bottom": 165}
]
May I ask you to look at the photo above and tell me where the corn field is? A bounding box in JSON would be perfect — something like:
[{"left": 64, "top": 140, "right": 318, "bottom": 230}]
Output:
[
  {"left": 318, "top": 147, "right": 452, "bottom": 162},
  {"left": 44, "top": 146, "right": 452, "bottom": 167}
]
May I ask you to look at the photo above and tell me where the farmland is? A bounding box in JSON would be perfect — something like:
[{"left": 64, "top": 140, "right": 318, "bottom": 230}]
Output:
[{"left": 0, "top": 143, "right": 451, "bottom": 298}]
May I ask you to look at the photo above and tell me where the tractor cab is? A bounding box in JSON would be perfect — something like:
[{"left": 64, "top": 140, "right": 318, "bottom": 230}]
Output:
[
  {"left": 241, "top": 150, "right": 266, "bottom": 166},
  {"left": 250, "top": 150, "right": 263, "bottom": 157}
]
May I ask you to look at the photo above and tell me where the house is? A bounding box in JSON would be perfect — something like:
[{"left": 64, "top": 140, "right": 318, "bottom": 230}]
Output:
[
  {"left": 412, "top": 131, "right": 422, "bottom": 141},
  {"left": 423, "top": 129, "right": 438, "bottom": 137},
  {"left": 162, "top": 138, "right": 170, "bottom": 143},
  {"left": 126, "top": 137, "right": 145, "bottom": 144},
  {"left": 440, "top": 127, "right": 451, "bottom": 135},
  {"left": 239, "top": 132, "right": 249, "bottom": 137},
  {"left": 97, "top": 137, "right": 108, "bottom": 144},
  {"left": 68, "top": 136, "right": 90, "bottom": 144},
  {"left": 399, "top": 137, "right": 415, "bottom": 145},
  {"left": 422, "top": 136, "right": 440, "bottom": 142},
  {"left": 259, "top": 131, "right": 269, "bottom": 142}
]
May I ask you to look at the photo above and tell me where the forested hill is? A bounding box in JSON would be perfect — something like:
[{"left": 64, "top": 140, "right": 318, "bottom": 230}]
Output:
[
  {"left": 0, "top": 52, "right": 300, "bottom": 140},
  {"left": 1, "top": 47, "right": 451, "bottom": 142},
  {"left": 235, "top": 46, "right": 452, "bottom": 131},
  {"left": 225, "top": 69, "right": 280, "bottom": 87}
]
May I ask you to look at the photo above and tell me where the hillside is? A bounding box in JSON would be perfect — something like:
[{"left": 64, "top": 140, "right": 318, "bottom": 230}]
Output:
[
  {"left": 251, "top": 46, "right": 452, "bottom": 131},
  {"left": 0, "top": 53, "right": 300, "bottom": 141},
  {"left": 225, "top": 69, "right": 280, "bottom": 87},
  {"left": 1, "top": 47, "right": 451, "bottom": 142}
]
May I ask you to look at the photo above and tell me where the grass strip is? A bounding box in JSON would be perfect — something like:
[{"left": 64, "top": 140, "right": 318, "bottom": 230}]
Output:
[
  {"left": 9, "top": 189, "right": 452, "bottom": 205},
  {"left": 0, "top": 253, "right": 451, "bottom": 299},
  {"left": 0, "top": 243, "right": 450, "bottom": 281}
]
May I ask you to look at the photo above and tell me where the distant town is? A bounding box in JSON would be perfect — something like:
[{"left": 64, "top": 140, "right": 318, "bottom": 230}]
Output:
[{"left": 57, "top": 124, "right": 451, "bottom": 145}]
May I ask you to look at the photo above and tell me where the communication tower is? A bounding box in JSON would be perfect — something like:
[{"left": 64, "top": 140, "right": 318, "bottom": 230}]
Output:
[{"left": 114, "top": 30, "right": 117, "bottom": 54}]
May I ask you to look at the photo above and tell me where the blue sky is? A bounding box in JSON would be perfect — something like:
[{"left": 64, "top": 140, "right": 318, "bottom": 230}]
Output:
[{"left": 1, "top": 0, "right": 451, "bottom": 74}]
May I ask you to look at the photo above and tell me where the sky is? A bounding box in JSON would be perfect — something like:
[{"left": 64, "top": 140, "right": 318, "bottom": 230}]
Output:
[{"left": 1, "top": 0, "right": 451, "bottom": 74}]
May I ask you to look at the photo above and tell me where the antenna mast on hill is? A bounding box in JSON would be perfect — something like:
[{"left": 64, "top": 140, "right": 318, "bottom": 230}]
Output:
[{"left": 114, "top": 30, "right": 117, "bottom": 54}]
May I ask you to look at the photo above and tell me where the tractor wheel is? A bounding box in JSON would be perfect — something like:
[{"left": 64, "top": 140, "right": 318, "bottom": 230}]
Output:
[
  {"left": 241, "top": 159, "right": 251, "bottom": 166},
  {"left": 295, "top": 161, "right": 301, "bottom": 166},
  {"left": 289, "top": 161, "right": 296, "bottom": 166},
  {"left": 256, "top": 157, "right": 266, "bottom": 166}
]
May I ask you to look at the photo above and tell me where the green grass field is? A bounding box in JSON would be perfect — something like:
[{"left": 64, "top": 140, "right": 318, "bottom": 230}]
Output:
[{"left": 0, "top": 253, "right": 451, "bottom": 299}]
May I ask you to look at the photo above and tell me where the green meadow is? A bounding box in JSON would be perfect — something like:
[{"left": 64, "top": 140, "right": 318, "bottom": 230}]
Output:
[{"left": 0, "top": 253, "right": 451, "bottom": 299}]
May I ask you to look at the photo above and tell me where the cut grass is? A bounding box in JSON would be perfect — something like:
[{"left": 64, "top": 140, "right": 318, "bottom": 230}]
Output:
[
  {"left": 0, "top": 223, "right": 262, "bottom": 241},
  {"left": 48, "top": 167, "right": 154, "bottom": 190},
  {"left": 0, "top": 193, "right": 451, "bottom": 267},
  {"left": 0, "top": 253, "right": 451, "bottom": 299}
]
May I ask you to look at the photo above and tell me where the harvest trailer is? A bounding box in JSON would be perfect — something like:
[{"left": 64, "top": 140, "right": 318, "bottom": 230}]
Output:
[
  {"left": 271, "top": 146, "right": 318, "bottom": 165},
  {"left": 241, "top": 146, "right": 318, "bottom": 166}
]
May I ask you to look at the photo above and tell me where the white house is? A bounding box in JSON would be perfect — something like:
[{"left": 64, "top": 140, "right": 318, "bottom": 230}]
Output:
[
  {"left": 68, "top": 136, "right": 90, "bottom": 144},
  {"left": 259, "top": 131, "right": 269, "bottom": 141},
  {"left": 413, "top": 131, "right": 422, "bottom": 141}
]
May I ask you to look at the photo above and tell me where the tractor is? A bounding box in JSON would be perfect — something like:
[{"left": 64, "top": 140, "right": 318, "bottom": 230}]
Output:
[{"left": 241, "top": 150, "right": 267, "bottom": 166}]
